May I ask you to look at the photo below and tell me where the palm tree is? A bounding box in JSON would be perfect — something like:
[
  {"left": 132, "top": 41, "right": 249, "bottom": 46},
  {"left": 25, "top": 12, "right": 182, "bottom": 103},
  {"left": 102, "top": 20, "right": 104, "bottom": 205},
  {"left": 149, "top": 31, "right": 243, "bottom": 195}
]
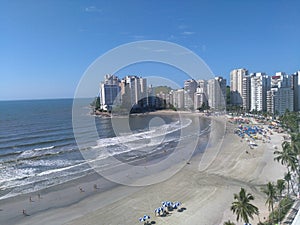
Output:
[
  {"left": 262, "top": 182, "right": 277, "bottom": 223},
  {"left": 291, "top": 133, "right": 300, "bottom": 154},
  {"left": 223, "top": 220, "right": 235, "bottom": 225},
  {"left": 290, "top": 133, "right": 300, "bottom": 195},
  {"left": 284, "top": 171, "right": 292, "bottom": 196},
  {"left": 274, "top": 142, "right": 298, "bottom": 195},
  {"left": 276, "top": 179, "right": 285, "bottom": 198},
  {"left": 231, "top": 188, "right": 259, "bottom": 223},
  {"left": 274, "top": 141, "right": 297, "bottom": 172}
]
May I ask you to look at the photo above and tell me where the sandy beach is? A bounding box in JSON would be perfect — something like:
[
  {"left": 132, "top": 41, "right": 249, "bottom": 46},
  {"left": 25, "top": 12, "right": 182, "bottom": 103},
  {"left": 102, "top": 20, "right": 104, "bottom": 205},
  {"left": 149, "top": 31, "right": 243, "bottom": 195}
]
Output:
[{"left": 0, "top": 115, "right": 286, "bottom": 225}]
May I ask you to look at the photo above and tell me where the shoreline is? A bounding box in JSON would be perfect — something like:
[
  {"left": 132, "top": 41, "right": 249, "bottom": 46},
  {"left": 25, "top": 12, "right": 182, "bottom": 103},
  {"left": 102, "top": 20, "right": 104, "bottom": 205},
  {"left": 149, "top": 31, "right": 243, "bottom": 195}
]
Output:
[{"left": 0, "top": 116, "right": 286, "bottom": 225}]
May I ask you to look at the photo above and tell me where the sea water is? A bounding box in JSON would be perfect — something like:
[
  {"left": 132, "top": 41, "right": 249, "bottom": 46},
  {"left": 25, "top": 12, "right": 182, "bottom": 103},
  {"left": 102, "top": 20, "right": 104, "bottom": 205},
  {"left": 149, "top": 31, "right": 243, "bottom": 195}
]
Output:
[{"left": 0, "top": 99, "right": 210, "bottom": 200}]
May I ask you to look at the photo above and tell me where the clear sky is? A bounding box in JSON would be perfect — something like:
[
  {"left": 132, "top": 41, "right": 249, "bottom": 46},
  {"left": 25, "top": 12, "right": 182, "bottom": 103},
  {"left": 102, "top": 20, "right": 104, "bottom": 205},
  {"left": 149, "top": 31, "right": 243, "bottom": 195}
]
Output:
[{"left": 1, "top": 0, "right": 299, "bottom": 100}]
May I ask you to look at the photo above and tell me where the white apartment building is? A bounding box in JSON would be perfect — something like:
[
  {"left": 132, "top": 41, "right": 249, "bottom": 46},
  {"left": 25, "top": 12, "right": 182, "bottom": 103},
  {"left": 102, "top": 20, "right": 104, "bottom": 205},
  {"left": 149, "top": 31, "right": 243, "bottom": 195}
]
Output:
[
  {"left": 184, "top": 79, "right": 197, "bottom": 109},
  {"left": 207, "top": 76, "right": 226, "bottom": 110},
  {"left": 267, "top": 73, "right": 294, "bottom": 115},
  {"left": 250, "top": 73, "right": 270, "bottom": 112},
  {"left": 120, "top": 76, "right": 147, "bottom": 108},
  {"left": 230, "top": 68, "right": 248, "bottom": 106},
  {"left": 172, "top": 89, "right": 185, "bottom": 109},
  {"left": 99, "top": 74, "right": 121, "bottom": 111},
  {"left": 194, "top": 92, "right": 207, "bottom": 110},
  {"left": 242, "top": 75, "right": 251, "bottom": 111}
]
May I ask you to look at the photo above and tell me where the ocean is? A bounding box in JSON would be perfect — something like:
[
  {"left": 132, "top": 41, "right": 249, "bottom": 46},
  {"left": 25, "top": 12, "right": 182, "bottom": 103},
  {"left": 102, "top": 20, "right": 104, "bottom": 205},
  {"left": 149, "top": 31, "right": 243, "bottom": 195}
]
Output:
[{"left": 0, "top": 99, "right": 211, "bottom": 200}]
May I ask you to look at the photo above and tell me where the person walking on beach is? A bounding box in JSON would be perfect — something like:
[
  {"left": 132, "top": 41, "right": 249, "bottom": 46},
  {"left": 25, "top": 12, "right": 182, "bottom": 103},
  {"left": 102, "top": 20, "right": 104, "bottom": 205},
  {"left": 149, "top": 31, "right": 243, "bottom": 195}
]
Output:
[
  {"left": 29, "top": 196, "right": 33, "bottom": 202},
  {"left": 22, "top": 209, "right": 28, "bottom": 216}
]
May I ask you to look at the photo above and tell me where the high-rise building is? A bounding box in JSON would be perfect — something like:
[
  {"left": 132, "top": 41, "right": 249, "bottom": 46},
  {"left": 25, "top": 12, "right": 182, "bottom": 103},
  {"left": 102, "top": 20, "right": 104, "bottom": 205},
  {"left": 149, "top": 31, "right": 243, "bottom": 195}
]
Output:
[
  {"left": 250, "top": 73, "right": 270, "bottom": 112},
  {"left": 184, "top": 79, "right": 197, "bottom": 109},
  {"left": 99, "top": 74, "right": 121, "bottom": 111},
  {"left": 194, "top": 82, "right": 208, "bottom": 110},
  {"left": 103, "top": 74, "right": 120, "bottom": 85},
  {"left": 120, "top": 76, "right": 147, "bottom": 108},
  {"left": 267, "top": 73, "right": 294, "bottom": 115},
  {"left": 194, "top": 92, "right": 207, "bottom": 110},
  {"left": 207, "top": 76, "right": 226, "bottom": 110},
  {"left": 291, "top": 71, "right": 300, "bottom": 111},
  {"left": 172, "top": 89, "right": 185, "bottom": 109},
  {"left": 230, "top": 68, "right": 248, "bottom": 106},
  {"left": 197, "top": 80, "right": 207, "bottom": 95},
  {"left": 242, "top": 75, "right": 251, "bottom": 111}
]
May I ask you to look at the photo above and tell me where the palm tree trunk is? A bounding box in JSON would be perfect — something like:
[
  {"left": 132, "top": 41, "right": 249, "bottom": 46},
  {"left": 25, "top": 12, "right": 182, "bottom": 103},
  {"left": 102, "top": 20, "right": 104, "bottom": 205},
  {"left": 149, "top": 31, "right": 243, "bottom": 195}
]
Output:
[
  {"left": 288, "top": 179, "right": 290, "bottom": 196},
  {"left": 271, "top": 204, "right": 274, "bottom": 224},
  {"left": 291, "top": 177, "right": 297, "bottom": 196}
]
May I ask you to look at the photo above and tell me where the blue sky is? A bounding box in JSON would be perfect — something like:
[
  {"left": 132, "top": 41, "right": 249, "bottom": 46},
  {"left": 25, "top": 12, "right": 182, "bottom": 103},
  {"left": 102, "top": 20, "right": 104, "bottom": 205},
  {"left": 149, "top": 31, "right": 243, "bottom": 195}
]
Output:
[{"left": 1, "top": 0, "right": 299, "bottom": 100}]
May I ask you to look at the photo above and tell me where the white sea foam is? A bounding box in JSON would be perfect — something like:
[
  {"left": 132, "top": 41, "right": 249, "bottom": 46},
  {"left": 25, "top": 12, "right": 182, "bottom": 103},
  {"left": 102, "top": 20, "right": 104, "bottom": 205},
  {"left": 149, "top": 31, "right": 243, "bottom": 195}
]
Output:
[
  {"left": 93, "top": 119, "right": 191, "bottom": 150},
  {"left": 33, "top": 146, "right": 55, "bottom": 151}
]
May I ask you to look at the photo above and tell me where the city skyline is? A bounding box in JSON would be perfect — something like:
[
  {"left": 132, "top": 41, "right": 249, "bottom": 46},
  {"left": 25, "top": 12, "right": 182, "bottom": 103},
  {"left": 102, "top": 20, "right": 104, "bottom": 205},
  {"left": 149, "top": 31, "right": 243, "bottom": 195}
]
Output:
[
  {"left": 97, "top": 68, "right": 299, "bottom": 115},
  {"left": 1, "top": 0, "right": 300, "bottom": 100}
]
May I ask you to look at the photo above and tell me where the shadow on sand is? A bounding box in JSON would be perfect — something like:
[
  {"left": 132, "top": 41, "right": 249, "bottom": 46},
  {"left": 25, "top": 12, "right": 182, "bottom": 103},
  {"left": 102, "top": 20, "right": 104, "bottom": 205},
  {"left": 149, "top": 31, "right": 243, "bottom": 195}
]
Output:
[{"left": 177, "top": 207, "right": 187, "bottom": 212}]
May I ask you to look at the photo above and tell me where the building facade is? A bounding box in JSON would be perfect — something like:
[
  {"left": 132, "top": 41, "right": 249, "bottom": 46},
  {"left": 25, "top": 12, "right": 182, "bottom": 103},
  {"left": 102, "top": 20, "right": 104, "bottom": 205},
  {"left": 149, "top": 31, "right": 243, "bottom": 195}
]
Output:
[
  {"left": 207, "top": 76, "right": 226, "bottom": 110},
  {"left": 230, "top": 68, "right": 248, "bottom": 106},
  {"left": 99, "top": 74, "right": 121, "bottom": 111},
  {"left": 184, "top": 79, "right": 197, "bottom": 109},
  {"left": 267, "top": 73, "right": 294, "bottom": 115},
  {"left": 250, "top": 73, "right": 270, "bottom": 112},
  {"left": 172, "top": 89, "right": 185, "bottom": 109},
  {"left": 242, "top": 75, "right": 251, "bottom": 111},
  {"left": 120, "top": 75, "right": 147, "bottom": 108}
]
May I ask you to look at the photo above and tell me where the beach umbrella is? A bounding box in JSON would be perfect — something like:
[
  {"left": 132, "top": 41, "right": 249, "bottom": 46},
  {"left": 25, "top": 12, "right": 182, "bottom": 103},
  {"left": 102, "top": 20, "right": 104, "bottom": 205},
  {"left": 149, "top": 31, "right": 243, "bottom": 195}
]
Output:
[
  {"left": 162, "top": 201, "right": 168, "bottom": 207},
  {"left": 173, "top": 201, "right": 181, "bottom": 209},
  {"left": 139, "top": 217, "right": 145, "bottom": 222},
  {"left": 166, "top": 201, "right": 172, "bottom": 207},
  {"left": 175, "top": 201, "right": 181, "bottom": 207},
  {"left": 143, "top": 215, "right": 150, "bottom": 220}
]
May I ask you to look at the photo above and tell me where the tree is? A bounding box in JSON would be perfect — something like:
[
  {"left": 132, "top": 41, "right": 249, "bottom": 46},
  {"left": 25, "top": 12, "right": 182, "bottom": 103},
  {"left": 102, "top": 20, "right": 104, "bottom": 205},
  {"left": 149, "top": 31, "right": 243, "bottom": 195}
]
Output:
[
  {"left": 289, "top": 133, "right": 300, "bottom": 195},
  {"left": 262, "top": 182, "right": 277, "bottom": 223},
  {"left": 231, "top": 188, "right": 259, "bottom": 223},
  {"left": 91, "top": 96, "right": 100, "bottom": 110},
  {"left": 197, "top": 102, "right": 210, "bottom": 111},
  {"left": 276, "top": 179, "right": 285, "bottom": 198},
  {"left": 223, "top": 220, "right": 235, "bottom": 225},
  {"left": 284, "top": 172, "right": 292, "bottom": 196},
  {"left": 274, "top": 140, "right": 299, "bottom": 197},
  {"left": 280, "top": 111, "right": 299, "bottom": 133},
  {"left": 274, "top": 142, "right": 297, "bottom": 173}
]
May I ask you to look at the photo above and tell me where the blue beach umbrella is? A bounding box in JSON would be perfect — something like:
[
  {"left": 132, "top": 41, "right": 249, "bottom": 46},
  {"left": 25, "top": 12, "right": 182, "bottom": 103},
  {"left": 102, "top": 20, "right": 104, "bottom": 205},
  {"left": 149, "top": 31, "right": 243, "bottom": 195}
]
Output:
[
  {"left": 143, "top": 215, "right": 150, "bottom": 220},
  {"left": 173, "top": 201, "right": 181, "bottom": 209},
  {"left": 139, "top": 217, "right": 145, "bottom": 222},
  {"left": 172, "top": 203, "right": 178, "bottom": 209},
  {"left": 166, "top": 201, "right": 172, "bottom": 207}
]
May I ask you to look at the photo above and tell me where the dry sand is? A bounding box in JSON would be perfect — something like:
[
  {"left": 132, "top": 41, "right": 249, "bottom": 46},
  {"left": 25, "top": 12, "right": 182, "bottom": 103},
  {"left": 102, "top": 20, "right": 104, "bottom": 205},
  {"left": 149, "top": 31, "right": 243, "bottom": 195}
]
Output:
[{"left": 0, "top": 116, "right": 286, "bottom": 225}]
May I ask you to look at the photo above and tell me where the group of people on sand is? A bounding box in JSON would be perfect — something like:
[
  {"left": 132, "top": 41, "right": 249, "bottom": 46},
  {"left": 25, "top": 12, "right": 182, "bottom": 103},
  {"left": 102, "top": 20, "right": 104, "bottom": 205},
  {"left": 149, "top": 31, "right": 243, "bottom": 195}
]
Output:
[
  {"left": 79, "top": 184, "right": 99, "bottom": 193},
  {"left": 22, "top": 184, "right": 100, "bottom": 216},
  {"left": 22, "top": 193, "right": 42, "bottom": 216}
]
